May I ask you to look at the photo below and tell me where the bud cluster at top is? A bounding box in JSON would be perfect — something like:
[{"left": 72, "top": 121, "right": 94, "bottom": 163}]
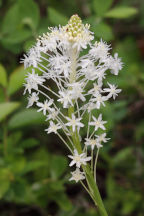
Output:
[{"left": 64, "top": 14, "right": 90, "bottom": 42}]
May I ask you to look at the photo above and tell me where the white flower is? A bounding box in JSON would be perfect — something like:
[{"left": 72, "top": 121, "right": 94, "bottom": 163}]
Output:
[
  {"left": 89, "top": 114, "right": 107, "bottom": 131},
  {"left": 88, "top": 82, "right": 102, "bottom": 95},
  {"left": 79, "top": 58, "right": 93, "bottom": 68},
  {"left": 68, "top": 149, "right": 91, "bottom": 168},
  {"left": 89, "top": 39, "right": 111, "bottom": 61},
  {"left": 45, "top": 121, "right": 62, "bottom": 134},
  {"left": 96, "top": 142, "right": 103, "bottom": 148},
  {"left": 103, "top": 83, "right": 121, "bottom": 99},
  {"left": 24, "top": 69, "right": 45, "bottom": 94},
  {"left": 85, "top": 138, "right": 97, "bottom": 150},
  {"left": 26, "top": 70, "right": 45, "bottom": 86},
  {"left": 80, "top": 59, "right": 97, "bottom": 81},
  {"left": 49, "top": 55, "right": 71, "bottom": 77},
  {"left": 91, "top": 93, "right": 106, "bottom": 109},
  {"left": 58, "top": 90, "right": 73, "bottom": 108},
  {"left": 27, "top": 92, "right": 39, "bottom": 108},
  {"left": 20, "top": 47, "right": 41, "bottom": 68},
  {"left": 23, "top": 82, "right": 33, "bottom": 95},
  {"left": 66, "top": 114, "right": 84, "bottom": 132},
  {"left": 40, "top": 33, "right": 58, "bottom": 51},
  {"left": 108, "top": 53, "right": 123, "bottom": 75},
  {"left": 69, "top": 168, "right": 85, "bottom": 182},
  {"left": 96, "top": 133, "right": 110, "bottom": 143},
  {"left": 37, "top": 99, "right": 53, "bottom": 115},
  {"left": 46, "top": 108, "right": 59, "bottom": 120},
  {"left": 68, "top": 82, "right": 86, "bottom": 101}
]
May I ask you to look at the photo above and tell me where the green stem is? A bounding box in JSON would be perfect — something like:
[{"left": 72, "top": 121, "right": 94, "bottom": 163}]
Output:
[
  {"left": 94, "top": 149, "right": 99, "bottom": 182},
  {"left": 80, "top": 180, "right": 94, "bottom": 201},
  {"left": 84, "top": 165, "right": 108, "bottom": 216},
  {"left": 91, "top": 149, "right": 93, "bottom": 172},
  {"left": 68, "top": 46, "right": 108, "bottom": 216},
  {"left": 68, "top": 47, "right": 82, "bottom": 153}
]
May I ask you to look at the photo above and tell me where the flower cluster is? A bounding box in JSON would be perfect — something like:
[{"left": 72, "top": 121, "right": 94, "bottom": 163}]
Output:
[{"left": 21, "top": 14, "right": 122, "bottom": 183}]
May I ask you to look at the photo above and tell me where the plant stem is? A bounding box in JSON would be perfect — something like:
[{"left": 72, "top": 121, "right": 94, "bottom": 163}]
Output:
[
  {"left": 80, "top": 180, "right": 94, "bottom": 201},
  {"left": 68, "top": 46, "right": 108, "bottom": 216},
  {"left": 84, "top": 165, "right": 108, "bottom": 216},
  {"left": 94, "top": 148, "right": 99, "bottom": 182}
]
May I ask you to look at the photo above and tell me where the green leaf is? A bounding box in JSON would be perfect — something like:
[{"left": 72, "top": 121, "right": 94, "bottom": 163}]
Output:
[
  {"left": 1, "top": 42, "right": 22, "bottom": 54},
  {"left": 49, "top": 181, "right": 65, "bottom": 191},
  {"left": 8, "top": 66, "right": 26, "bottom": 95},
  {"left": 9, "top": 157, "right": 26, "bottom": 174},
  {"left": 0, "top": 64, "right": 7, "bottom": 87},
  {"left": 0, "top": 89, "right": 5, "bottom": 102},
  {"left": 92, "top": 22, "right": 113, "bottom": 41},
  {"left": 1, "top": 1, "right": 39, "bottom": 44},
  {"left": 135, "top": 121, "right": 144, "bottom": 141},
  {"left": 53, "top": 193, "right": 72, "bottom": 211},
  {"left": 121, "top": 191, "right": 141, "bottom": 215},
  {"left": 50, "top": 155, "right": 68, "bottom": 179},
  {"left": 93, "top": 0, "right": 113, "bottom": 16},
  {"left": 18, "top": 0, "right": 40, "bottom": 30},
  {"left": 7, "top": 131, "right": 22, "bottom": 148},
  {"left": 11, "top": 180, "right": 26, "bottom": 200},
  {"left": 105, "top": 7, "right": 138, "bottom": 19},
  {"left": 0, "top": 0, "right": 2, "bottom": 8},
  {"left": 0, "top": 168, "right": 11, "bottom": 198},
  {"left": 48, "top": 8, "right": 68, "bottom": 25},
  {"left": 8, "top": 109, "right": 45, "bottom": 129},
  {"left": 112, "top": 148, "right": 133, "bottom": 165},
  {"left": 1, "top": 4, "right": 19, "bottom": 34},
  {"left": 24, "top": 39, "right": 35, "bottom": 52},
  {"left": 2, "top": 29, "right": 32, "bottom": 44},
  {"left": 106, "top": 174, "right": 116, "bottom": 198},
  {"left": 22, "top": 161, "right": 45, "bottom": 174},
  {"left": 0, "top": 102, "right": 20, "bottom": 121},
  {"left": 20, "top": 138, "right": 39, "bottom": 149}
]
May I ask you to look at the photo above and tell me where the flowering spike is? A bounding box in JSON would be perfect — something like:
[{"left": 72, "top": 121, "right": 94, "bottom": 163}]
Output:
[{"left": 21, "top": 14, "right": 123, "bottom": 215}]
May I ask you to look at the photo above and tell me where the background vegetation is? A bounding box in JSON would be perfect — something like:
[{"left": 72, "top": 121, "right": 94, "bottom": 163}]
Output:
[{"left": 0, "top": 0, "right": 144, "bottom": 215}]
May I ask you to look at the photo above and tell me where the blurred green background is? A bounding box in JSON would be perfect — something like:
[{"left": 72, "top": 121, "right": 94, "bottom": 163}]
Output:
[{"left": 0, "top": 0, "right": 144, "bottom": 215}]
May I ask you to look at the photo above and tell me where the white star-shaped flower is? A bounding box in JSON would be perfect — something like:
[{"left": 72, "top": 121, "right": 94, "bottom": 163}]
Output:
[
  {"left": 108, "top": 53, "right": 123, "bottom": 75},
  {"left": 66, "top": 114, "right": 84, "bottom": 132},
  {"left": 68, "top": 149, "right": 91, "bottom": 168},
  {"left": 89, "top": 114, "right": 107, "bottom": 131},
  {"left": 24, "top": 69, "right": 45, "bottom": 94},
  {"left": 95, "top": 133, "right": 110, "bottom": 144},
  {"left": 69, "top": 168, "right": 85, "bottom": 182},
  {"left": 58, "top": 90, "right": 73, "bottom": 108},
  {"left": 45, "top": 121, "right": 62, "bottom": 134},
  {"left": 89, "top": 39, "right": 111, "bottom": 61},
  {"left": 91, "top": 93, "right": 106, "bottom": 109},
  {"left": 49, "top": 55, "right": 71, "bottom": 77},
  {"left": 27, "top": 92, "right": 39, "bottom": 108},
  {"left": 68, "top": 82, "right": 86, "bottom": 101},
  {"left": 46, "top": 108, "right": 59, "bottom": 121},
  {"left": 20, "top": 47, "right": 42, "bottom": 69},
  {"left": 88, "top": 82, "right": 102, "bottom": 95},
  {"left": 37, "top": 99, "right": 53, "bottom": 115},
  {"left": 85, "top": 138, "right": 101, "bottom": 150},
  {"left": 103, "top": 83, "right": 121, "bottom": 100}
]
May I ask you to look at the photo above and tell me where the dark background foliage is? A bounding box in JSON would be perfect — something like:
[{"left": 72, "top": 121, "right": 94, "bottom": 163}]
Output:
[{"left": 0, "top": 0, "right": 144, "bottom": 215}]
